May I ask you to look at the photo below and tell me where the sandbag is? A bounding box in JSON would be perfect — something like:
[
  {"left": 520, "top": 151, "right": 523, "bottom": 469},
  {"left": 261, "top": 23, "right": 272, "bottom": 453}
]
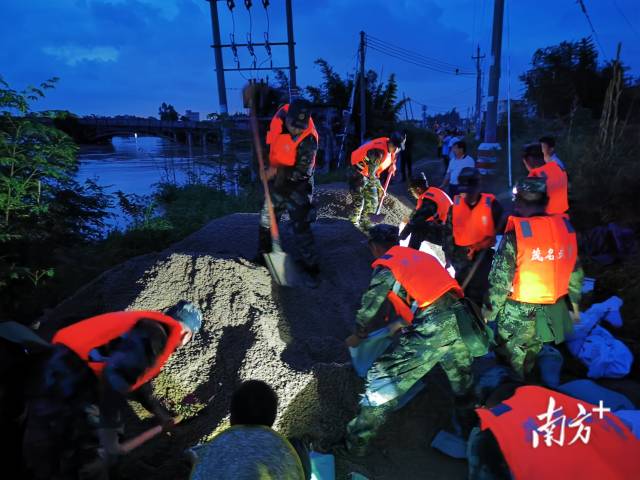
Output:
[
  {"left": 557, "top": 379, "right": 635, "bottom": 411},
  {"left": 566, "top": 297, "right": 633, "bottom": 378}
]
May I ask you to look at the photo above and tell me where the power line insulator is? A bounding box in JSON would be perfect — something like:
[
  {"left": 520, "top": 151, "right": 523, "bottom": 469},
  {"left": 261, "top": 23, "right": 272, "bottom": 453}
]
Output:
[
  {"left": 226, "top": 0, "right": 235, "bottom": 11},
  {"left": 244, "top": 0, "right": 252, "bottom": 9},
  {"left": 261, "top": 0, "right": 269, "bottom": 7}
]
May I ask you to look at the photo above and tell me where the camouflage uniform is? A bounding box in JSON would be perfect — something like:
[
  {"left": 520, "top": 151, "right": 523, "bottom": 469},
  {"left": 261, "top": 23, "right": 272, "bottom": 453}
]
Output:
[
  {"left": 400, "top": 195, "right": 446, "bottom": 248},
  {"left": 345, "top": 266, "right": 479, "bottom": 452},
  {"left": 260, "top": 134, "right": 319, "bottom": 270},
  {"left": 485, "top": 231, "right": 584, "bottom": 378},
  {"left": 442, "top": 197, "right": 503, "bottom": 307},
  {"left": 349, "top": 149, "right": 384, "bottom": 230}
]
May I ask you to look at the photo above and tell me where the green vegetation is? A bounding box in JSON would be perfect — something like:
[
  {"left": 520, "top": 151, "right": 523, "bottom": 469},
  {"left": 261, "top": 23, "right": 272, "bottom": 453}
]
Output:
[{"left": 0, "top": 77, "right": 261, "bottom": 321}]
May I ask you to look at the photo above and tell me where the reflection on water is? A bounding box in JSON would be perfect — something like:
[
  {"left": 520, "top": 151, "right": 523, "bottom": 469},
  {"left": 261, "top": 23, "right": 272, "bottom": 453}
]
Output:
[{"left": 75, "top": 136, "right": 249, "bottom": 230}]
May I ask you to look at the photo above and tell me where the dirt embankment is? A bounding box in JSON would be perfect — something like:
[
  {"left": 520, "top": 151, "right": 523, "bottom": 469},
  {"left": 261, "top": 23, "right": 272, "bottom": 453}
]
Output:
[{"left": 40, "top": 183, "right": 465, "bottom": 479}]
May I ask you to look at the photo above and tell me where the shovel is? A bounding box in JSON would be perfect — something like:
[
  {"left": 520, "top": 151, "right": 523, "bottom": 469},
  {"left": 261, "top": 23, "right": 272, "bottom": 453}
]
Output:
[
  {"left": 247, "top": 86, "right": 308, "bottom": 288},
  {"left": 368, "top": 168, "right": 395, "bottom": 223}
]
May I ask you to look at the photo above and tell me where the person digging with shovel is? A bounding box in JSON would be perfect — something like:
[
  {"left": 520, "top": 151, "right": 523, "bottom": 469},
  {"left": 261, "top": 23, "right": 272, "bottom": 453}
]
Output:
[
  {"left": 22, "top": 301, "right": 202, "bottom": 479},
  {"left": 348, "top": 132, "right": 405, "bottom": 230},
  {"left": 255, "top": 99, "right": 321, "bottom": 286}
]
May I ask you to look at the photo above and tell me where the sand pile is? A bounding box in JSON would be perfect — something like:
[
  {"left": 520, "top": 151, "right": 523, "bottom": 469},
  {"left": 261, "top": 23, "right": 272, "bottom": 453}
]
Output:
[{"left": 39, "top": 185, "right": 430, "bottom": 478}]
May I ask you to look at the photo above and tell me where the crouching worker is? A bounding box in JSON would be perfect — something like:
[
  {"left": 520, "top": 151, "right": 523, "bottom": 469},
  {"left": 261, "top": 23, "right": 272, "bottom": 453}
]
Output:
[
  {"left": 189, "top": 380, "right": 309, "bottom": 480},
  {"left": 400, "top": 173, "right": 452, "bottom": 249},
  {"left": 344, "top": 225, "right": 489, "bottom": 455},
  {"left": 22, "top": 301, "right": 202, "bottom": 479}
]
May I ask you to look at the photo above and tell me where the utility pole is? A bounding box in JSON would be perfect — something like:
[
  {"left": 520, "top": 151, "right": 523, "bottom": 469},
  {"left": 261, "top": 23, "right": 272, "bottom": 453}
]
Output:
[
  {"left": 207, "top": 0, "right": 228, "bottom": 114},
  {"left": 285, "top": 0, "right": 297, "bottom": 92},
  {"left": 484, "top": 0, "right": 505, "bottom": 144},
  {"left": 422, "top": 105, "right": 427, "bottom": 128},
  {"left": 402, "top": 92, "right": 409, "bottom": 121},
  {"left": 359, "top": 31, "right": 366, "bottom": 144},
  {"left": 478, "top": 0, "right": 505, "bottom": 178},
  {"left": 472, "top": 45, "right": 485, "bottom": 141}
]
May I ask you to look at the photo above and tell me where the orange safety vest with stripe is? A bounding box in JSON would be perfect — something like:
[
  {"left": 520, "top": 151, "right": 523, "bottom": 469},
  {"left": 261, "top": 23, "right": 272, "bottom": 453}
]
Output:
[
  {"left": 451, "top": 193, "right": 496, "bottom": 247},
  {"left": 372, "top": 246, "right": 463, "bottom": 323},
  {"left": 52, "top": 311, "right": 184, "bottom": 391},
  {"left": 416, "top": 187, "right": 452, "bottom": 224},
  {"left": 266, "top": 104, "right": 319, "bottom": 168},
  {"left": 350, "top": 137, "right": 396, "bottom": 177},
  {"left": 528, "top": 161, "right": 569, "bottom": 214},
  {"left": 476, "top": 385, "right": 640, "bottom": 480},
  {"left": 506, "top": 214, "right": 577, "bottom": 304}
]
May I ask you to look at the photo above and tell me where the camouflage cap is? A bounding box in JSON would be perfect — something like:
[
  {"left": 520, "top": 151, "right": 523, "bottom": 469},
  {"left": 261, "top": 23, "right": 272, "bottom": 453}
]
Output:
[
  {"left": 514, "top": 177, "right": 548, "bottom": 203},
  {"left": 285, "top": 99, "right": 312, "bottom": 129},
  {"left": 367, "top": 224, "right": 400, "bottom": 244},
  {"left": 516, "top": 177, "right": 547, "bottom": 194}
]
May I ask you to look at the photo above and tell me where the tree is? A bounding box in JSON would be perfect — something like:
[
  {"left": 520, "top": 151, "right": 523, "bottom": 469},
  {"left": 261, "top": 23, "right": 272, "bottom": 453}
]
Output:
[
  {"left": 0, "top": 77, "right": 110, "bottom": 314},
  {"left": 520, "top": 37, "right": 626, "bottom": 119},
  {"left": 158, "top": 102, "right": 178, "bottom": 121},
  {"left": 304, "top": 58, "right": 407, "bottom": 139}
]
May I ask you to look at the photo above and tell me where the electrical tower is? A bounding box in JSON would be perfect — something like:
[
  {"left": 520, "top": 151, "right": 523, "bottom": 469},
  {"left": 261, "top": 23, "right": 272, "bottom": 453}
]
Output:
[{"left": 206, "top": 0, "right": 298, "bottom": 114}]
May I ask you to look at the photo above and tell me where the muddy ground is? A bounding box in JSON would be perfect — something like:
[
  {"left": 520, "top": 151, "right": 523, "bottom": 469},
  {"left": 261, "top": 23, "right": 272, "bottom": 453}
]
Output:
[{"left": 40, "top": 181, "right": 466, "bottom": 479}]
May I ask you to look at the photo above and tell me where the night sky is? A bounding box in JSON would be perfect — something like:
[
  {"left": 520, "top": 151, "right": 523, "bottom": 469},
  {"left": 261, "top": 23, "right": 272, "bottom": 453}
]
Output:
[{"left": 1, "top": 0, "right": 639, "bottom": 118}]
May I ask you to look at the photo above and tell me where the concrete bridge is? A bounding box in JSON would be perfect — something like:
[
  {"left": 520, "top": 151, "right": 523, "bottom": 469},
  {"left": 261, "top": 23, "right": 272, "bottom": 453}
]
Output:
[{"left": 64, "top": 116, "right": 227, "bottom": 146}]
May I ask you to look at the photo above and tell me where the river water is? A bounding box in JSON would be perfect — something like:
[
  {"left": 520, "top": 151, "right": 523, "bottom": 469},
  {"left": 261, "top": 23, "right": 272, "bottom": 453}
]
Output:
[{"left": 76, "top": 136, "right": 247, "bottom": 230}]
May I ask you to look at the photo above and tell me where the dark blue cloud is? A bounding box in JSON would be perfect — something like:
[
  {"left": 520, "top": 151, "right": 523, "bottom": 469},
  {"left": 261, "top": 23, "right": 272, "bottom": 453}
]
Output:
[{"left": 1, "top": 0, "right": 638, "bottom": 117}]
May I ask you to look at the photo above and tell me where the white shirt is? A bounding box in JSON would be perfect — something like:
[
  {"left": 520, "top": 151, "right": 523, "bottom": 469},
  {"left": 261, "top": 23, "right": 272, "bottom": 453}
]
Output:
[
  {"left": 448, "top": 136, "right": 462, "bottom": 161},
  {"left": 446, "top": 154, "right": 476, "bottom": 185}
]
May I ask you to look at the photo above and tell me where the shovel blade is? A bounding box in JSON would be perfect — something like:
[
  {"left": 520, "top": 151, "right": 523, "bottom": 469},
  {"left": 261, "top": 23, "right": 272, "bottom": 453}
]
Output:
[
  {"left": 263, "top": 250, "right": 309, "bottom": 288},
  {"left": 367, "top": 213, "right": 386, "bottom": 223}
]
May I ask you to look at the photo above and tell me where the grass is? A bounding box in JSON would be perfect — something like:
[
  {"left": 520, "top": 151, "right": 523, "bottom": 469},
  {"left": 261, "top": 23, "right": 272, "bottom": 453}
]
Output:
[{"left": 8, "top": 181, "right": 262, "bottom": 322}]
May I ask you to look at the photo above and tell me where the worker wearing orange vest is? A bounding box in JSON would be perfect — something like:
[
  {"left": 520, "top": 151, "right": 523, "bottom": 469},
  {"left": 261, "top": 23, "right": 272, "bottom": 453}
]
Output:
[
  {"left": 22, "top": 301, "right": 202, "bottom": 478},
  {"left": 348, "top": 132, "right": 405, "bottom": 229},
  {"left": 400, "top": 173, "right": 452, "bottom": 248},
  {"left": 257, "top": 100, "right": 320, "bottom": 278},
  {"left": 344, "top": 225, "right": 489, "bottom": 455},
  {"left": 484, "top": 178, "right": 583, "bottom": 379},
  {"left": 523, "top": 143, "right": 569, "bottom": 214},
  {"left": 469, "top": 384, "right": 640, "bottom": 480},
  {"left": 443, "top": 167, "right": 503, "bottom": 307}
]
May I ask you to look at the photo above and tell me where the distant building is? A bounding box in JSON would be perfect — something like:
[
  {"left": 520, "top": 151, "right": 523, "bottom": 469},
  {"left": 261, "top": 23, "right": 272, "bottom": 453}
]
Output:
[{"left": 184, "top": 110, "right": 200, "bottom": 122}]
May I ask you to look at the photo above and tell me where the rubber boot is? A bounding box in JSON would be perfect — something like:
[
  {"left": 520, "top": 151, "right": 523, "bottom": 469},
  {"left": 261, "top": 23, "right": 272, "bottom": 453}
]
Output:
[{"left": 254, "top": 226, "right": 272, "bottom": 266}]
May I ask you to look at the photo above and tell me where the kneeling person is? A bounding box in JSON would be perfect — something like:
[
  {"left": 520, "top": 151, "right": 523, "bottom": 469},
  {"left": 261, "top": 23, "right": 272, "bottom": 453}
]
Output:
[{"left": 345, "top": 225, "right": 485, "bottom": 455}]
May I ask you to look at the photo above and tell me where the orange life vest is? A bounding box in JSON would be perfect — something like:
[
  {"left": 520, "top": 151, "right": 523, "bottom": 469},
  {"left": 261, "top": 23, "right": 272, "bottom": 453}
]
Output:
[
  {"left": 452, "top": 193, "right": 496, "bottom": 247},
  {"left": 350, "top": 137, "right": 396, "bottom": 177},
  {"left": 52, "top": 311, "right": 184, "bottom": 391},
  {"left": 416, "top": 187, "right": 453, "bottom": 224},
  {"left": 476, "top": 385, "right": 640, "bottom": 480},
  {"left": 266, "top": 104, "right": 318, "bottom": 168},
  {"left": 506, "top": 214, "right": 577, "bottom": 304},
  {"left": 372, "top": 246, "right": 463, "bottom": 323},
  {"left": 528, "top": 161, "right": 569, "bottom": 214}
]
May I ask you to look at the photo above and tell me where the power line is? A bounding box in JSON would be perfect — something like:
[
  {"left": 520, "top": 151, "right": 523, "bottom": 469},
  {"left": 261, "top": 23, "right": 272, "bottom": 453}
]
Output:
[
  {"left": 366, "top": 36, "right": 473, "bottom": 73},
  {"left": 576, "top": 0, "right": 608, "bottom": 60},
  {"left": 613, "top": 0, "right": 640, "bottom": 41},
  {"left": 366, "top": 41, "right": 474, "bottom": 76}
]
